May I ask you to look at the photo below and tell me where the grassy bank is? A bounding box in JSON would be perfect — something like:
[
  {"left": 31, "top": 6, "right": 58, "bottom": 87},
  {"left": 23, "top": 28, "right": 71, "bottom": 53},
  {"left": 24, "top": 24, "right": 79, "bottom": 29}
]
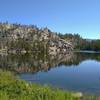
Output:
[{"left": 0, "top": 69, "right": 98, "bottom": 100}]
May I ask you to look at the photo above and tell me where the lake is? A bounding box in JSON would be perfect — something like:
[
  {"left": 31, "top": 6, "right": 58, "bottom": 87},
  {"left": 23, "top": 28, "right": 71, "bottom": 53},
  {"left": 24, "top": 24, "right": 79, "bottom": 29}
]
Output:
[{"left": 0, "top": 52, "right": 100, "bottom": 95}]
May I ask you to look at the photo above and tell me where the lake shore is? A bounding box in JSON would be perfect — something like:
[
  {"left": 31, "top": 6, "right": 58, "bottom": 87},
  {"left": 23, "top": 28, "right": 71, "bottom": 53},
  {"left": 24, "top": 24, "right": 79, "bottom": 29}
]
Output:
[{"left": 0, "top": 69, "right": 99, "bottom": 100}]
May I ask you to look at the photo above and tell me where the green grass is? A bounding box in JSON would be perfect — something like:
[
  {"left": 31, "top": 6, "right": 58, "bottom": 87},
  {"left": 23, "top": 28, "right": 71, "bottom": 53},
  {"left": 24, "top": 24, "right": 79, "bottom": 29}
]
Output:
[{"left": 0, "top": 69, "right": 98, "bottom": 100}]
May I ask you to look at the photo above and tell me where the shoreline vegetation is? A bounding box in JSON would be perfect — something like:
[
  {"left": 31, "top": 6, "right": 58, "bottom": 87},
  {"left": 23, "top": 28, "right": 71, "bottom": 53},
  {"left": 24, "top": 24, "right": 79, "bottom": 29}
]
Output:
[{"left": 0, "top": 69, "right": 99, "bottom": 100}]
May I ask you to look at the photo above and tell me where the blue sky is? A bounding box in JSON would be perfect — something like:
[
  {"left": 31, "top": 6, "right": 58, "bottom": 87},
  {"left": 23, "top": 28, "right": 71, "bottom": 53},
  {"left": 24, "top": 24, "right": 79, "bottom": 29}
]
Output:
[{"left": 0, "top": 0, "right": 100, "bottom": 39}]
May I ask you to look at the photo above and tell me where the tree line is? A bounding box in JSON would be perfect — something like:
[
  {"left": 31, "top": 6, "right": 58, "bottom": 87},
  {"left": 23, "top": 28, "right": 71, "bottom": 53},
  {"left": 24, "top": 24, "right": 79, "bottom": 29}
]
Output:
[{"left": 58, "top": 33, "right": 100, "bottom": 51}]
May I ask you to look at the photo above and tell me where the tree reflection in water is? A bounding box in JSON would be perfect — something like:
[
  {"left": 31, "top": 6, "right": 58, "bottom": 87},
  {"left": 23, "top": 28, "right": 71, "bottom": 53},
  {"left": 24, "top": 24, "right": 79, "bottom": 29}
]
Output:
[{"left": 0, "top": 52, "right": 100, "bottom": 73}]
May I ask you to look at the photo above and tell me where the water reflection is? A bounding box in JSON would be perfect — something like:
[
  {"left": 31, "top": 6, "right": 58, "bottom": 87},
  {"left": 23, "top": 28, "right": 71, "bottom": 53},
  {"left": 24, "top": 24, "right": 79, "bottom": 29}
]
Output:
[
  {"left": 0, "top": 52, "right": 100, "bottom": 73},
  {"left": 1, "top": 52, "right": 100, "bottom": 94}
]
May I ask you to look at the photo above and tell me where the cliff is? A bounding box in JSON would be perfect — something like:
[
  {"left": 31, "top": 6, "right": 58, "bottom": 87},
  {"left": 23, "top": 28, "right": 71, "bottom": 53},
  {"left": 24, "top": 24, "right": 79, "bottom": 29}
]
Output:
[{"left": 0, "top": 22, "right": 73, "bottom": 54}]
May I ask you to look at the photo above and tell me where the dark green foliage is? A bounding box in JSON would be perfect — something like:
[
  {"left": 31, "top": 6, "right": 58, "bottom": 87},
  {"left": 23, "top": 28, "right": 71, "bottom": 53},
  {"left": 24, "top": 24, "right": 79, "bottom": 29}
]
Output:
[{"left": 58, "top": 33, "right": 100, "bottom": 51}]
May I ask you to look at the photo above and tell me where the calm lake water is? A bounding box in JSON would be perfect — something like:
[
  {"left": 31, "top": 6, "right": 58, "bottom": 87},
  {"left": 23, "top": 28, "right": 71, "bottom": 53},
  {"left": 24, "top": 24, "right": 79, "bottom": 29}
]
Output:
[{"left": 1, "top": 52, "right": 100, "bottom": 95}]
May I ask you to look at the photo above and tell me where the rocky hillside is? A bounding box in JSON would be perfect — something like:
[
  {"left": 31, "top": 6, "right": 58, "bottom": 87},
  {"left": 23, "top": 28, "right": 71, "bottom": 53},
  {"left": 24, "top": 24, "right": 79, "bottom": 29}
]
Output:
[{"left": 0, "top": 22, "right": 73, "bottom": 54}]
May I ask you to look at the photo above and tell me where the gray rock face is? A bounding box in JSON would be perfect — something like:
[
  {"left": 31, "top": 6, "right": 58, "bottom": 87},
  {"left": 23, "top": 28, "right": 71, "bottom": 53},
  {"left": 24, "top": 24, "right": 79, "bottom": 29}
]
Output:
[{"left": 0, "top": 23, "right": 73, "bottom": 54}]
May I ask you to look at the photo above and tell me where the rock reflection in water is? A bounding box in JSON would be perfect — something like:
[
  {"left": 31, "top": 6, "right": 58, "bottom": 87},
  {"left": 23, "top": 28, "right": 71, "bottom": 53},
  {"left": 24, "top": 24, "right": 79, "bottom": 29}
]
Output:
[{"left": 0, "top": 52, "right": 100, "bottom": 73}]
